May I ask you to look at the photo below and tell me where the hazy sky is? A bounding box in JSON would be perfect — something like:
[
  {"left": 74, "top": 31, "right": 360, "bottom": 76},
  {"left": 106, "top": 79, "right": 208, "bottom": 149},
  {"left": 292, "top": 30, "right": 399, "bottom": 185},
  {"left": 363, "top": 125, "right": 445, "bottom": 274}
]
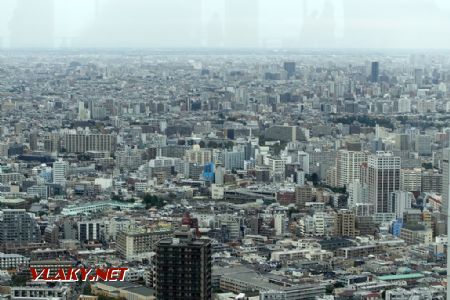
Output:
[{"left": 0, "top": 0, "right": 450, "bottom": 49}]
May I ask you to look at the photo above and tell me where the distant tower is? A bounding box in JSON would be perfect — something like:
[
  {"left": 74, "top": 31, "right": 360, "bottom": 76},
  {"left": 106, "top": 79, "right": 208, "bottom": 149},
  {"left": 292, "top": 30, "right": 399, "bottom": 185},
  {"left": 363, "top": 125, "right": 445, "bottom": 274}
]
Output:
[
  {"left": 29, "top": 132, "right": 38, "bottom": 151},
  {"left": 283, "top": 62, "right": 296, "bottom": 78},
  {"left": 414, "top": 68, "right": 424, "bottom": 87},
  {"left": 78, "top": 101, "right": 90, "bottom": 120},
  {"left": 274, "top": 213, "right": 286, "bottom": 236},
  {"left": 370, "top": 62, "right": 379, "bottom": 82}
]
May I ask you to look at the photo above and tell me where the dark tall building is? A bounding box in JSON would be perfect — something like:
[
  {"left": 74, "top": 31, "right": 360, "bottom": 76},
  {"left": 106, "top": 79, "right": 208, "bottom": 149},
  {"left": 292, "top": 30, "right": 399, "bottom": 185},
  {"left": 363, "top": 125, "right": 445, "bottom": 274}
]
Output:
[
  {"left": 283, "top": 62, "right": 296, "bottom": 78},
  {"left": 371, "top": 62, "right": 379, "bottom": 82},
  {"left": 156, "top": 232, "right": 212, "bottom": 300},
  {"left": 29, "top": 132, "right": 38, "bottom": 151}
]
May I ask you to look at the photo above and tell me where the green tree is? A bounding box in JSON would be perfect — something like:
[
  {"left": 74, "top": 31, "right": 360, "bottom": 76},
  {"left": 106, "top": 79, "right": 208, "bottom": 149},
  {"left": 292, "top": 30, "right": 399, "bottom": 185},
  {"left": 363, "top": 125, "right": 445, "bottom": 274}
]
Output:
[
  {"left": 207, "top": 141, "right": 218, "bottom": 148},
  {"left": 143, "top": 194, "right": 164, "bottom": 209},
  {"left": 10, "top": 274, "right": 29, "bottom": 286},
  {"left": 225, "top": 141, "right": 234, "bottom": 149},
  {"left": 307, "top": 173, "right": 319, "bottom": 186}
]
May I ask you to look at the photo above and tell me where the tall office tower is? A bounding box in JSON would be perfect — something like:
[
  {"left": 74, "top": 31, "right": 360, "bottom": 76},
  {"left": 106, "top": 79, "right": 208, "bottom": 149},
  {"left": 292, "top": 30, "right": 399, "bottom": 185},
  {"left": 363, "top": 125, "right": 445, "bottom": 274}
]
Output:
[
  {"left": 0, "top": 209, "right": 41, "bottom": 246},
  {"left": 53, "top": 159, "right": 68, "bottom": 186},
  {"left": 336, "top": 209, "right": 357, "bottom": 237},
  {"left": 370, "top": 62, "right": 379, "bottom": 82},
  {"left": 368, "top": 152, "right": 401, "bottom": 213},
  {"left": 283, "top": 62, "right": 296, "bottom": 78},
  {"left": 336, "top": 150, "right": 368, "bottom": 188},
  {"left": 414, "top": 68, "right": 424, "bottom": 87},
  {"left": 29, "top": 132, "right": 38, "bottom": 151},
  {"left": 156, "top": 232, "right": 212, "bottom": 300},
  {"left": 394, "top": 134, "right": 411, "bottom": 151}
]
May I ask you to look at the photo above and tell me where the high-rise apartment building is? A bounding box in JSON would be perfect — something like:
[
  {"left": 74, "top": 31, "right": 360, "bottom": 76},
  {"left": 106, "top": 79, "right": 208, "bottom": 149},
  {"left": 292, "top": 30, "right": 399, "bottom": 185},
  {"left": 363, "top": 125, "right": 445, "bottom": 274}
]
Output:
[
  {"left": 368, "top": 152, "right": 401, "bottom": 213},
  {"left": 156, "top": 232, "right": 211, "bottom": 300},
  {"left": 64, "top": 133, "right": 116, "bottom": 153},
  {"left": 274, "top": 213, "right": 286, "bottom": 236},
  {"left": 116, "top": 228, "right": 173, "bottom": 260},
  {"left": 43, "top": 133, "right": 59, "bottom": 153},
  {"left": 421, "top": 171, "right": 442, "bottom": 193},
  {"left": 400, "top": 168, "right": 422, "bottom": 192},
  {"left": 336, "top": 210, "right": 357, "bottom": 237},
  {"left": 0, "top": 209, "right": 41, "bottom": 246},
  {"left": 53, "top": 159, "right": 68, "bottom": 186},
  {"left": 77, "top": 221, "right": 102, "bottom": 242},
  {"left": 223, "top": 150, "right": 245, "bottom": 170},
  {"left": 295, "top": 185, "right": 313, "bottom": 209},
  {"left": 336, "top": 150, "right": 368, "bottom": 188}
]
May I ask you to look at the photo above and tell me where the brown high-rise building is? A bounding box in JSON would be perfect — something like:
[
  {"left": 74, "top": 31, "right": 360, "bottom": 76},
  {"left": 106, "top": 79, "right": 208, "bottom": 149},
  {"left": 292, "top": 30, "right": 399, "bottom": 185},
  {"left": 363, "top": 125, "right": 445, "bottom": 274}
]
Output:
[
  {"left": 156, "top": 232, "right": 212, "bottom": 300},
  {"left": 295, "top": 185, "right": 313, "bottom": 208},
  {"left": 336, "top": 210, "right": 357, "bottom": 237}
]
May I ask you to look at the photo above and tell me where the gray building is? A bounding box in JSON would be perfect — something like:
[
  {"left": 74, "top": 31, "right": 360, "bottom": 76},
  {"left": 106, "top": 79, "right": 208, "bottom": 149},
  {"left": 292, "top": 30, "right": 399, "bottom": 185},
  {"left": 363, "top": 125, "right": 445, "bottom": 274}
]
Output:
[{"left": 0, "top": 209, "right": 41, "bottom": 246}]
